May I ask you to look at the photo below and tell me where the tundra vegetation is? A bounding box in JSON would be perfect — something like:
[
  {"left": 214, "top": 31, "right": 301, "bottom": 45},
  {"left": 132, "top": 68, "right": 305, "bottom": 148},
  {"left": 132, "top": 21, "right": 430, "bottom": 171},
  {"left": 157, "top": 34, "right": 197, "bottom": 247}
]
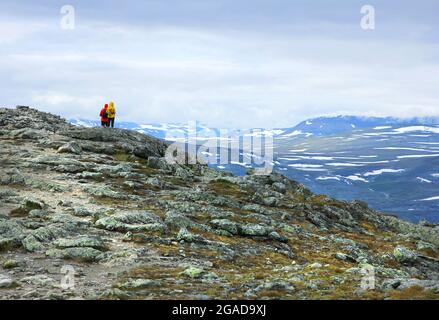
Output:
[{"left": 0, "top": 106, "right": 438, "bottom": 300}]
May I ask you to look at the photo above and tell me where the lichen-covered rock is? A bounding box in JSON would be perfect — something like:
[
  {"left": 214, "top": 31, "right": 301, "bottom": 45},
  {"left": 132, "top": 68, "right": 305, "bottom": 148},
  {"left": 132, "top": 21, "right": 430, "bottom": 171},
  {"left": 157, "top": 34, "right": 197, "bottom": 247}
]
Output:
[
  {"left": 118, "top": 279, "right": 161, "bottom": 290},
  {"left": 146, "top": 156, "right": 171, "bottom": 170},
  {"left": 1, "top": 106, "right": 439, "bottom": 300},
  {"left": 57, "top": 141, "right": 82, "bottom": 154},
  {"left": 245, "top": 280, "right": 295, "bottom": 298},
  {"left": 0, "top": 275, "right": 16, "bottom": 288},
  {"left": 22, "top": 235, "right": 44, "bottom": 252},
  {"left": 210, "top": 219, "right": 239, "bottom": 235},
  {"left": 0, "top": 168, "right": 26, "bottom": 185},
  {"left": 53, "top": 236, "right": 107, "bottom": 251},
  {"left": 82, "top": 185, "right": 126, "bottom": 199},
  {"left": 0, "top": 220, "right": 27, "bottom": 249},
  {"left": 20, "top": 275, "right": 58, "bottom": 288},
  {"left": 181, "top": 267, "right": 205, "bottom": 279},
  {"left": 46, "top": 247, "right": 104, "bottom": 262},
  {"left": 10, "top": 198, "right": 44, "bottom": 216},
  {"left": 393, "top": 246, "right": 418, "bottom": 264},
  {"left": 165, "top": 211, "right": 209, "bottom": 232},
  {"left": 176, "top": 228, "right": 206, "bottom": 243},
  {"left": 238, "top": 224, "right": 274, "bottom": 237},
  {"left": 2, "top": 259, "right": 21, "bottom": 270},
  {"left": 95, "top": 211, "right": 166, "bottom": 233},
  {"left": 382, "top": 278, "right": 439, "bottom": 293}
]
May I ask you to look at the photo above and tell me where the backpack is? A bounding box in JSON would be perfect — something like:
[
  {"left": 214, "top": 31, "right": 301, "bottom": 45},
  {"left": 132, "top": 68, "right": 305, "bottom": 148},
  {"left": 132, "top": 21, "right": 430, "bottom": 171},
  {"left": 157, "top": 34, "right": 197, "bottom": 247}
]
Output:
[{"left": 102, "top": 110, "right": 108, "bottom": 118}]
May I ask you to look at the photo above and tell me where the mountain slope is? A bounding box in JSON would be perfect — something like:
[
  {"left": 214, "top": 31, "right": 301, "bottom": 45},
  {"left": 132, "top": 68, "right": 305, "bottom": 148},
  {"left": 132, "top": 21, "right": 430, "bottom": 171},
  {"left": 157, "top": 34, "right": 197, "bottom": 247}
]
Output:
[
  {"left": 279, "top": 115, "right": 439, "bottom": 137},
  {"left": 273, "top": 124, "right": 439, "bottom": 223},
  {"left": 1, "top": 106, "right": 438, "bottom": 300}
]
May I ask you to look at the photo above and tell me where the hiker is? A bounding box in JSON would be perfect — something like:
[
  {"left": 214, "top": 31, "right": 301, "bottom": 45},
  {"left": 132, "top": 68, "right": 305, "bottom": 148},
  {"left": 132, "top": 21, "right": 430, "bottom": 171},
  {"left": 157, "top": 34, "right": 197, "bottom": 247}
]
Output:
[
  {"left": 107, "top": 101, "right": 116, "bottom": 128},
  {"left": 100, "top": 104, "right": 109, "bottom": 127}
]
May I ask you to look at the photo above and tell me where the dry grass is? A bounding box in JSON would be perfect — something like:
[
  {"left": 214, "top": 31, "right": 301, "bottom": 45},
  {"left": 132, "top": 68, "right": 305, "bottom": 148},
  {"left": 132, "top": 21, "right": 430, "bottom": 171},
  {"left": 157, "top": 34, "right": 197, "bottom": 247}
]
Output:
[
  {"left": 386, "top": 286, "right": 438, "bottom": 300},
  {"left": 208, "top": 179, "right": 248, "bottom": 199}
]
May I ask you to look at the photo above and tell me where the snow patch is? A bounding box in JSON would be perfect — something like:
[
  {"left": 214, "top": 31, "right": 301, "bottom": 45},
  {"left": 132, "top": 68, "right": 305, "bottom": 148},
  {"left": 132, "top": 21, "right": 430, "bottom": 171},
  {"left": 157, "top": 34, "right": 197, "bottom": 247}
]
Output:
[
  {"left": 363, "top": 169, "right": 405, "bottom": 176},
  {"left": 346, "top": 175, "right": 369, "bottom": 183},
  {"left": 417, "top": 177, "right": 432, "bottom": 183},
  {"left": 325, "top": 163, "right": 363, "bottom": 167},
  {"left": 393, "top": 126, "right": 439, "bottom": 134},
  {"left": 397, "top": 154, "right": 439, "bottom": 159},
  {"left": 288, "top": 164, "right": 323, "bottom": 168},
  {"left": 316, "top": 176, "right": 341, "bottom": 181},
  {"left": 420, "top": 196, "right": 439, "bottom": 201}
]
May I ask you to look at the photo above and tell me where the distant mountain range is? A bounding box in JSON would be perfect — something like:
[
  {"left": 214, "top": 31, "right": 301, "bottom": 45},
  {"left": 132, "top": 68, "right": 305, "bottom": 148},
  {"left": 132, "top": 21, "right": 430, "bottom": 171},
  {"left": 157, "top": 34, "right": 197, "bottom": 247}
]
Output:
[
  {"left": 287, "top": 115, "right": 439, "bottom": 137},
  {"left": 69, "top": 115, "right": 439, "bottom": 223},
  {"left": 70, "top": 115, "right": 439, "bottom": 140}
]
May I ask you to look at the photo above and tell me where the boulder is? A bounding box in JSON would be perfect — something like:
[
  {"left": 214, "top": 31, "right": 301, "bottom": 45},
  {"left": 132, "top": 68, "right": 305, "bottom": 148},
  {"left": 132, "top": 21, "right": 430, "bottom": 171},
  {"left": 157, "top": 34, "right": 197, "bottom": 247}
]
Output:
[
  {"left": 393, "top": 246, "right": 418, "bottom": 264},
  {"left": 46, "top": 247, "right": 104, "bottom": 262},
  {"left": 53, "top": 236, "right": 107, "bottom": 251},
  {"left": 0, "top": 275, "right": 16, "bottom": 288},
  {"left": 181, "top": 266, "right": 205, "bottom": 279},
  {"left": 210, "top": 219, "right": 239, "bottom": 235},
  {"left": 57, "top": 141, "right": 82, "bottom": 154}
]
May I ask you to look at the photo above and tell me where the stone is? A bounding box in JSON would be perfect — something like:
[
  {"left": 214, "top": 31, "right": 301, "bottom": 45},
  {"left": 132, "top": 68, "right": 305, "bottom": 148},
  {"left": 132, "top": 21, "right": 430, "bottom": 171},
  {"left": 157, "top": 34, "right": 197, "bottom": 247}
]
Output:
[
  {"left": 147, "top": 156, "right": 170, "bottom": 170},
  {"left": 10, "top": 198, "right": 44, "bottom": 216},
  {"left": 0, "top": 168, "right": 26, "bottom": 185},
  {"left": 2, "top": 259, "right": 21, "bottom": 269},
  {"left": 82, "top": 185, "right": 126, "bottom": 199},
  {"left": 22, "top": 235, "right": 44, "bottom": 252},
  {"left": 176, "top": 228, "right": 205, "bottom": 243},
  {"left": 46, "top": 247, "right": 104, "bottom": 262},
  {"left": 245, "top": 280, "right": 295, "bottom": 297},
  {"left": 0, "top": 220, "right": 26, "bottom": 249},
  {"left": 20, "top": 275, "right": 57, "bottom": 288},
  {"left": 0, "top": 275, "right": 16, "bottom": 288},
  {"left": 57, "top": 141, "right": 82, "bottom": 154},
  {"left": 71, "top": 207, "right": 94, "bottom": 217},
  {"left": 272, "top": 182, "right": 286, "bottom": 194},
  {"left": 181, "top": 267, "right": 205, "bottom": 279},
  {"left": 210, "top": 219, "right": 239, "bottom": 235},
  {"left": 28, "top": 209, "right": 49, "bottom": 218},
  {"left": 239, "top": 224, "right": 273, "bottom": 237},
  {"left": 393, "top": 246, "right": 418, "bottom": 264},
  {"left": 416, "top": 240, "right": 436, "bottom": 252},
  {"left": 165, "top": 211, "right": 207, "bottom": 231},
  {"left": 381, "top": 278, "right": 439, "bottom": 293},
  {"left": 262, "top": 197, "right": 280, "bottom": 207},
  {"left": 118, "top": 279, "right": 161, "bottom": 290},
  {"left": 96, "top": 211, "right": 166, "bottom": 233},
  {"left": 174, "top": 166, "right": 193, "bottom": 179},
  {"left": 308, "top": 262, "right": 323, "bottom": 269},
  {"left": 268, "top": 231, "right": 288, "bottom": 243},
  {"left": 53, "top": 236, "right": 107, "bottom": 250},
  {"left": 335, "top": 252, "right": 356, "bottom": 262}
]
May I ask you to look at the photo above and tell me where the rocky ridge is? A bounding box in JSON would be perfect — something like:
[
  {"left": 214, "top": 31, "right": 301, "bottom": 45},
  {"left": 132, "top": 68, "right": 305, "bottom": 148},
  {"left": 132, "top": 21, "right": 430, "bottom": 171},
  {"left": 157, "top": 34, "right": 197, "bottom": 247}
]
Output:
[{"left": 0, "top": 106, "right": 438, "bottom": 300}]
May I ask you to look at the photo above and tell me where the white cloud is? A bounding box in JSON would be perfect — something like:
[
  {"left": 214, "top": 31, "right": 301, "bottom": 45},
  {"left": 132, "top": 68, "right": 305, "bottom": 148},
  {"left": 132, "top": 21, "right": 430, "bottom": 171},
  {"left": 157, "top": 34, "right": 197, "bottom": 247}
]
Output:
[
  {"left": 0, "top": 21, "right": 47, "bottom": 44},
  {"left": 1, "top": 5, "right": 439, "bottom": 128}
]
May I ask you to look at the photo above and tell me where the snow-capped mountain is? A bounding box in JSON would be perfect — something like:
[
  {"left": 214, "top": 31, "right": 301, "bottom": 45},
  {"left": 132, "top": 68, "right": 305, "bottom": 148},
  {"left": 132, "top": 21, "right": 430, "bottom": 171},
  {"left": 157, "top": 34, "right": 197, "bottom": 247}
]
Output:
[
  {"left": 70, "top": 119, "right": 216, "bottom": 140},
  {"left": 273, "top": 123, "right": 439, "bottom": 223},
  {"left": 71, "top": 115, "right": 439, "bottom": 141},
  {"left": 69, "top": 118, "right": 284, "bottom": 141},
  {"left": 277, "top": 115, "right": 439, "bottom": 137}
]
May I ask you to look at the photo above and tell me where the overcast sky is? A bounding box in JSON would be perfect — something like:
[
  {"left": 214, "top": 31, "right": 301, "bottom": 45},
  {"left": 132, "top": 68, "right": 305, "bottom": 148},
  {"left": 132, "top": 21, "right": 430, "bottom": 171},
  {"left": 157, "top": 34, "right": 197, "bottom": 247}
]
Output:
[{"left": 1, "top": 0, "right": 438, "bottom": 128}]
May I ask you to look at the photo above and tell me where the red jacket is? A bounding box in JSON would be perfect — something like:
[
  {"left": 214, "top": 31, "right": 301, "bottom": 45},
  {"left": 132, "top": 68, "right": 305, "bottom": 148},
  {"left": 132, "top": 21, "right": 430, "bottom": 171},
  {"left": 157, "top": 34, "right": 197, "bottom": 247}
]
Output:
[{"left": 100, "top": 105, "right": 109, "bottom": 122}]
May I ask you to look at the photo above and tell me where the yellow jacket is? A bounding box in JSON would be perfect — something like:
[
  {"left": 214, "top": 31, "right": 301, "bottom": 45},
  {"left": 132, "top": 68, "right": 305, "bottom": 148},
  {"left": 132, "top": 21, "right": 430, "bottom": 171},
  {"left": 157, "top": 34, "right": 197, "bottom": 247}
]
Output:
[{"left": 107, "top": 102, "right": 116, "bottom": 118}]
